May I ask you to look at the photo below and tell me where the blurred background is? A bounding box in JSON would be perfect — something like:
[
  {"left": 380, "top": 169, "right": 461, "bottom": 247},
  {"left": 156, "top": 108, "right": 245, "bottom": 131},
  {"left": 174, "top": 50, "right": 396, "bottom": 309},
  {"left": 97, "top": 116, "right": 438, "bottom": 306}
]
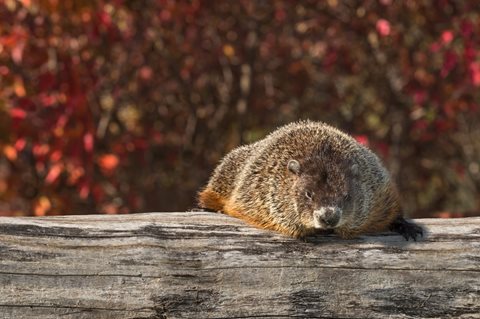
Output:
[{"left": 1, "top": 0, "right": 479, "bottom": 218}]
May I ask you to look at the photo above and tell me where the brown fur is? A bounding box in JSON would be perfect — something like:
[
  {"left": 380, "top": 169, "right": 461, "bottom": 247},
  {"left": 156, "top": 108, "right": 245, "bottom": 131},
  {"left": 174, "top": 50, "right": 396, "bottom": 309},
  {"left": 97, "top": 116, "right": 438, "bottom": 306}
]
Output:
[
  {"left": 198, "top": 121, "right": 410, "bottom": 239},
  {"left": 198, "top": 189, "right": 225, "bottom": 212}
]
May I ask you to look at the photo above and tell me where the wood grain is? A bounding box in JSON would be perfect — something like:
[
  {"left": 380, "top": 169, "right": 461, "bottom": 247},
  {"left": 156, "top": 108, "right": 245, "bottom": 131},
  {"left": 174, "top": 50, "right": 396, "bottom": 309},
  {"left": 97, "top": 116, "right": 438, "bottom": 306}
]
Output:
[{"left": 0, "top": 212, "right": 479, "bottom": 319}]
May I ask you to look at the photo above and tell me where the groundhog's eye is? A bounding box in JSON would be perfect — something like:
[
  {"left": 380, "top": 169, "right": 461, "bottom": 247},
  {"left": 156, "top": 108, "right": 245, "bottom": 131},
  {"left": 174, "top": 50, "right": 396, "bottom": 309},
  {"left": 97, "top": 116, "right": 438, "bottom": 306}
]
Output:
[{"left": 305, "top": 191, "right": 314, "bottom": 200}]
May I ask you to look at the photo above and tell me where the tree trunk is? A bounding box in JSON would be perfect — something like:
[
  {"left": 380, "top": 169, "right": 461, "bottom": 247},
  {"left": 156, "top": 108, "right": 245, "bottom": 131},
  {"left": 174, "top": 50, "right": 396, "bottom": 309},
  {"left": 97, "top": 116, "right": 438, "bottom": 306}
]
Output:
[{"left": 0, "top": 212, "right": 479, "bottom": 318}]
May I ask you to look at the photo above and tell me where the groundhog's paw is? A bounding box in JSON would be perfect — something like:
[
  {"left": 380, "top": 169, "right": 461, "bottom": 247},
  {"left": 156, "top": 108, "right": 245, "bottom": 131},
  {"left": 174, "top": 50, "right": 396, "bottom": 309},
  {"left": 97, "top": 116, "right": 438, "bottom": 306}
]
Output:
[{"left": 390, "top": 217, "right": 423, "bottom": 241}]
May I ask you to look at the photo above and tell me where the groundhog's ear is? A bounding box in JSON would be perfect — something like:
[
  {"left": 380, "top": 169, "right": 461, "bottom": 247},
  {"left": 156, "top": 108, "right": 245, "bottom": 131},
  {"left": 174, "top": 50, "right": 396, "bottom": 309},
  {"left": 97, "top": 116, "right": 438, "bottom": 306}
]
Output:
[{"left": 288, "top": 160, "right": 301, "bottom": 175}]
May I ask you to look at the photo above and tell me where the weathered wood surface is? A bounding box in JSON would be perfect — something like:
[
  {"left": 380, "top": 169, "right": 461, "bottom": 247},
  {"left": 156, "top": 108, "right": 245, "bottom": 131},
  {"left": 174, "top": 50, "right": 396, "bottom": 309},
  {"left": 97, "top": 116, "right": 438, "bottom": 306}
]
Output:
[{"left": 0, "top": 212, "right": 479, "bottom": 319}]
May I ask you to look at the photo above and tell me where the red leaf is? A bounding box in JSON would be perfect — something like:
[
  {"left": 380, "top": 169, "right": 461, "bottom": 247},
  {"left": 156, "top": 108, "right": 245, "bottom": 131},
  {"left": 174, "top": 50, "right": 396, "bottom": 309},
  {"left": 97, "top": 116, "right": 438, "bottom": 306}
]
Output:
[
  {"left": 50, "top": 150, "right": 62, "bottom": 162},
  {"left": 83, "top": 132, "right": 94, "bottom": 153},
  {"left": 10, "top": 108, "right": 26, "bottom": 119},
  {"left": 138, "top": 66, "right": 153, "bottom": 80},
  {"left": 440, "top": 30, "right": 454, "bottom": 45},
  {"left": 98, "top": 154, "right": 119, "bottom": 174},
  {"left": 1, "top": 27, "right": 28, "bottom": 64},
  {"left": 0, "top": 66, "right": 9, "bottom": 76},
  {"left": 13, "top": 76, "right": 26, "bottom": 97},
  {"left": 12, "top": 39, "right": 25, "bottom": 64},
  {"left": 469, "top": 61, "right": 480, "bottom": 86},
  {"left": 33, "top": 143, "right": 50, "bottom": 159},
  {"left": 376, "top": 19, "right": 391, "bottom": 37},
  {"left": 56, "top": 114, "right": 69, "bottom": 129},
  {"left": 354, "top": 135, "right": 369, "bottom": 146},
  {"left": 3, "top": 145, "right": 17, "bottom": 161},
  {"left": 14, "top": 138, "right": 26, "bottom": 151},
  {"left": 99, "top": 10, "right": 112, "bottom": 27},
  {"left": 79, "top": 182, "right": 90, "bottom": 199},
  {"left": 413, "top": 90, "right": 427, "bottom": 105},
  {"left": 38, "top": 93, "right": 56, "bottom": 107},
  {"left": 66, "top": 165, "right": 84, "bottom": 185},
  {"left": 45, "top": 164, "right": 63, "bottom": 184}
]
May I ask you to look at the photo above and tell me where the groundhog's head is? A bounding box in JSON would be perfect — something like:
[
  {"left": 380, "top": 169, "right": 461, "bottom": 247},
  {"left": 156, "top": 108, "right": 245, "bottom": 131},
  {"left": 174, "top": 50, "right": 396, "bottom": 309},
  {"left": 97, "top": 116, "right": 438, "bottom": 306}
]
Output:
[{"left": 287, "top": 148, "right": 360, "bottom": 231}]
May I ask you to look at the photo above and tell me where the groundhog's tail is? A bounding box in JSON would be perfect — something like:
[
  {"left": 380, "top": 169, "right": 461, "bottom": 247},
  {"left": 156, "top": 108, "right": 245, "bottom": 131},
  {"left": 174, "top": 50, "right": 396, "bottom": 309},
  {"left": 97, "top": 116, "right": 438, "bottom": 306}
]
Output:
[{"left": 197, "top": 188, "right": 226, "bottom": 212}]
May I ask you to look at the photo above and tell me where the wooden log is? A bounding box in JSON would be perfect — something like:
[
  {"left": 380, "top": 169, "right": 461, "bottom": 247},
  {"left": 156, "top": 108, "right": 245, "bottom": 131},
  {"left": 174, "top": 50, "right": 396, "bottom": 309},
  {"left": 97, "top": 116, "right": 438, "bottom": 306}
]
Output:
[{"left": 0, "top": 212, "right": 479, "bottom": 319}]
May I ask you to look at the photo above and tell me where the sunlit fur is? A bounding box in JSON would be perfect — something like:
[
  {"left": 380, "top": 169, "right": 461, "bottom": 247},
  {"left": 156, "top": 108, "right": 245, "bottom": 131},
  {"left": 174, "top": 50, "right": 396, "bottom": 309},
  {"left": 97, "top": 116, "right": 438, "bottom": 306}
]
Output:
[{"left": 198, "top": 121, "right": 401, "bottom": 238}]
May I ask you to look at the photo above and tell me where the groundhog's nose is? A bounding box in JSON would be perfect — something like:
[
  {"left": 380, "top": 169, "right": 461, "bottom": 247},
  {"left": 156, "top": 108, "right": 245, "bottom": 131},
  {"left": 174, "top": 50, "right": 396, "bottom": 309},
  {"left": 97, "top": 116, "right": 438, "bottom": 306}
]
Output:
[{"left": 313, "top": 207, "right": 341, "bottom": 229}]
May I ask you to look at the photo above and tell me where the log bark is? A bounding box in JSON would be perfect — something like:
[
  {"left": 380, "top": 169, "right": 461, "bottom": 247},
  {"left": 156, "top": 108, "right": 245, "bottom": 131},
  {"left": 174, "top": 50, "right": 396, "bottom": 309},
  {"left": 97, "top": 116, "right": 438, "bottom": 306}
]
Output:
[{"left": 0, "top": 212, "right": 479, "bottom": 319}]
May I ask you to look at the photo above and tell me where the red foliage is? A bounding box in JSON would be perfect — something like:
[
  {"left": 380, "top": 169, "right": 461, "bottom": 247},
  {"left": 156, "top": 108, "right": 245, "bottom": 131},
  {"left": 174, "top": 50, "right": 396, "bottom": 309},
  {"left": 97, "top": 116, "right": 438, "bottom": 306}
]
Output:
[
  {"left": 0, "top": 1, "right": 479, "bottom": 217},
  {"left": 376, "top": 19, "right": 391, "bottom": 37}
]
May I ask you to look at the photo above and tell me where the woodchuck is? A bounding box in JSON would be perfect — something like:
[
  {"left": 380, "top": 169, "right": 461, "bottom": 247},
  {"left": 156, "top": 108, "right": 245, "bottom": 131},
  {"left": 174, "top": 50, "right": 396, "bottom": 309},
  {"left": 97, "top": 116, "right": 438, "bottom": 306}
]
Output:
[{"left": 198, "top": 121, "right": 423, "bottom": 240}]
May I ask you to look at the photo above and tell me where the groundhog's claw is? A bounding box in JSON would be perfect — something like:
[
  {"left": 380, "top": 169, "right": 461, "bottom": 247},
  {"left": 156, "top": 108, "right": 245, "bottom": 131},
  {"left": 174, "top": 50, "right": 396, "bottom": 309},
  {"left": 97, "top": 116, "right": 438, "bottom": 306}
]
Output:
[{"left": 390, "top": 217, "right": 423, "bottom": 241}]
